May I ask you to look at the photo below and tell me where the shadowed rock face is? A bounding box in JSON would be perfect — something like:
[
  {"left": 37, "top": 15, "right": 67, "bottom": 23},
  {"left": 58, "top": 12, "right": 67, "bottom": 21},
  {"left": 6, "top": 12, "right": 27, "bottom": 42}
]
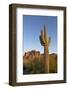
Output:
[{"left": 23, "top": 50, "right": 40, "bottom": 62}]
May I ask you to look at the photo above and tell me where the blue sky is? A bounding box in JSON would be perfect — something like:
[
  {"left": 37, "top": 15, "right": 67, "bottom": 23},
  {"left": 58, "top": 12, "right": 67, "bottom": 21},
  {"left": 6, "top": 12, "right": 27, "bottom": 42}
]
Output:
[{"left": 23, "top": 15, "right": 57, "bottom": 54}]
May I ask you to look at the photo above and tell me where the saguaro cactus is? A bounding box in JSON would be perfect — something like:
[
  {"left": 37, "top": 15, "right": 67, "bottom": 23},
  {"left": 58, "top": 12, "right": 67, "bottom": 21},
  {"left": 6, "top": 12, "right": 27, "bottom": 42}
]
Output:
[{"left": 39, "top": 25, "right": 51, "bottom": 73}]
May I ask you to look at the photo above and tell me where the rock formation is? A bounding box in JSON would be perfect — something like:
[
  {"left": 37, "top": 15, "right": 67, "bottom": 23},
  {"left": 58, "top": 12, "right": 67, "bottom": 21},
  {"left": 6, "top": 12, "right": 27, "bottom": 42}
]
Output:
[{"left": 23, "top": 50, "right": 40, "bottom": 64}]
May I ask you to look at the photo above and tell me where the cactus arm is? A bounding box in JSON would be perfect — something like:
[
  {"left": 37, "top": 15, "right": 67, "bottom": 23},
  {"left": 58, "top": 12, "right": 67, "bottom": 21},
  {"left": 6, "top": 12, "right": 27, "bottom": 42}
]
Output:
[
  {"left": 39, "top": 35, "right": 45, "bottom": 46},
  {"left": 41, "top": 30, "right": 45, "bottom": 43},
  {"left": 48, "top": 37, "right": 51, "bottom": 45}
]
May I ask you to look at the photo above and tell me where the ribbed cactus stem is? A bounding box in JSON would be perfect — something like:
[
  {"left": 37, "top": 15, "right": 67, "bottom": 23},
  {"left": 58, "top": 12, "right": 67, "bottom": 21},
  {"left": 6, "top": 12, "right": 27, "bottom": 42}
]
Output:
[
  {"left": 39, "top": 25, "right": 50, "bottom": 73},
  {"left": 44, "top": 43, "right": 49, "bottom": 73}
]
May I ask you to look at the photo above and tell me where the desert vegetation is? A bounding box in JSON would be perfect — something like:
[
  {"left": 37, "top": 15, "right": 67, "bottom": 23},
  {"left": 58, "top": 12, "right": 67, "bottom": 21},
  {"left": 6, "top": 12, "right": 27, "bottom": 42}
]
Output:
[{"left": 23, "top": 51, "right": 57, "bottom": 74}]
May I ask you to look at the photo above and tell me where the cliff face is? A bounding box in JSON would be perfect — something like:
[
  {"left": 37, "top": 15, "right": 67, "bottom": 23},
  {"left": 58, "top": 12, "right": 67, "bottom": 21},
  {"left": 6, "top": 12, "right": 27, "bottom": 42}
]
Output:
[
  {"left": 23, "top": 50, "right": 57, "bottom": 74},
  {"left": 23, "top": 50, "right": 40, "bottom": 61}
]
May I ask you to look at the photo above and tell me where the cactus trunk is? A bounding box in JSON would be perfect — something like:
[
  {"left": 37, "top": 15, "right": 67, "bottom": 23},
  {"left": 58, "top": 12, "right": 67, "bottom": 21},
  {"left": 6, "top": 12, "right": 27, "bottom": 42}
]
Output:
[
  {"left": 39, "top": 25, "right": 50, "bottom": 73},
  {"left": 44, "top": 45, "right": 49, "bottom": 73}
]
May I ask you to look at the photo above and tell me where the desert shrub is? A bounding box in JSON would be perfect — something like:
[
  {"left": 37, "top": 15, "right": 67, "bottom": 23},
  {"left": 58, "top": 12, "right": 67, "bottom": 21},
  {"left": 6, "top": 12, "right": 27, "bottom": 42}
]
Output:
[
  {"left": 49, "top": 55, "right": 57, "bottom": 73},
  {"left": 23, "top": 63, "right": 31, "bottom": 74},
  {"left": 30, "top": 59, "right": 44, "bottom": 74},
  {"left": 23, "top": 58, "right": 44, "bottom": 74}
]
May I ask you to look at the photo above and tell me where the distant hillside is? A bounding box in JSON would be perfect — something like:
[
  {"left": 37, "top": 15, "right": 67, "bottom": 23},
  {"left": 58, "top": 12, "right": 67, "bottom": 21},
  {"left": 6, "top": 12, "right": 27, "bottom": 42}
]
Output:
[{"left": 23, "top": 50, "right": 57, "bottom": 74}]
